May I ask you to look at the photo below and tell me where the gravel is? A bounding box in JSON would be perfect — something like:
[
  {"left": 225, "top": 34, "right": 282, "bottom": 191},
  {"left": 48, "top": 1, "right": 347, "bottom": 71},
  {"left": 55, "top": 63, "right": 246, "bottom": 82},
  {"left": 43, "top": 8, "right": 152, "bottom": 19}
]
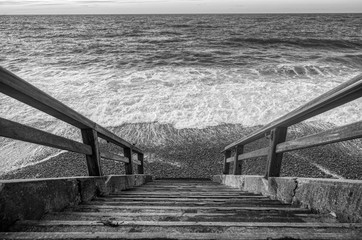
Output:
[{"left": 1, "top": 122, "right": 361, "bottom": 180}]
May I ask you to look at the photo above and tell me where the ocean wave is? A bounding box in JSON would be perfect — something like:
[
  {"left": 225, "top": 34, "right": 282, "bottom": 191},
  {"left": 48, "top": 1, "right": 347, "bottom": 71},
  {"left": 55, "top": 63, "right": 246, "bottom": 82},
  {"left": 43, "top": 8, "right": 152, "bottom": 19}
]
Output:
[
  {"left": 169, "top": 24, "right": 192, "bottom": 28},
  {"left": 1, "top": 14, "right": 362, "bottom": 178},
  {"left": 139, "top": 37, "right": 185, "bottom": 44},
  {"left": 159, "top": 31, "right": 184, "bottom": 36},
  {"left": 324, "top": 54, "right": 362, "bottom": 68},
  {"left": 255, "top": 63, "right": 352, "bottom": 78},
  {"left": 225, "top": 38, "right": 362, "bottom": 49}
]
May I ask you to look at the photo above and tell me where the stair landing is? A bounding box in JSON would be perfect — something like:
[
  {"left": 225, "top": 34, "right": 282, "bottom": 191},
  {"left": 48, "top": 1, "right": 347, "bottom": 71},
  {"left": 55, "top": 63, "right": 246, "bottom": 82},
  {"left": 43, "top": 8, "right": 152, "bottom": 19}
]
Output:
[{"left": 2, "top": 179, "right": 362, "bottom": 239}]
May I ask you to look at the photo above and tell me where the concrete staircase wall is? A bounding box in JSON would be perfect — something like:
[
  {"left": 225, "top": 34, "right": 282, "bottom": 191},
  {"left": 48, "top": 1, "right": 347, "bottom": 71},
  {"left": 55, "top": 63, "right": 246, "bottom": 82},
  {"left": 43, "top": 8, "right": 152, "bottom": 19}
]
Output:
[
  {"left": 213, "top": 175, "right": 362, "bottom": 223},
  {"left": 0, "top": 174, "right": 152, "bottom": 231}
]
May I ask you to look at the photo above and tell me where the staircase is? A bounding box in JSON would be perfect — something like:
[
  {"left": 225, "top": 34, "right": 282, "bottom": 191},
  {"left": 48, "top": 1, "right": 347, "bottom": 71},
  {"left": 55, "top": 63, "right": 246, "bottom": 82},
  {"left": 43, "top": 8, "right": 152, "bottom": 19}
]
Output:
[{"left": 2, "top": 179, "right": 362, "bottom": 239}]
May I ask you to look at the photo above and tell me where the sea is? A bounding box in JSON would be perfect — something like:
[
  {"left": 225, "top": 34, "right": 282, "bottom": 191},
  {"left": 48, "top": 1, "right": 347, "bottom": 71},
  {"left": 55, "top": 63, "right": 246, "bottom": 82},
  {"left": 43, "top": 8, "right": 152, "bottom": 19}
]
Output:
[{"left": 0, "top": 14, "right": 362, "bottom": 175}]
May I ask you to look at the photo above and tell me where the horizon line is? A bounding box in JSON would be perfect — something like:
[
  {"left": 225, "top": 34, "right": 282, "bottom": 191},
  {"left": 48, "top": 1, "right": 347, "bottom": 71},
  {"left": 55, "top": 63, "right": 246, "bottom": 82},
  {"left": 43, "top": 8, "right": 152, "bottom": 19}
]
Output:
[{"left": 1, "top": 12, "right": 362, "bottom": 16}]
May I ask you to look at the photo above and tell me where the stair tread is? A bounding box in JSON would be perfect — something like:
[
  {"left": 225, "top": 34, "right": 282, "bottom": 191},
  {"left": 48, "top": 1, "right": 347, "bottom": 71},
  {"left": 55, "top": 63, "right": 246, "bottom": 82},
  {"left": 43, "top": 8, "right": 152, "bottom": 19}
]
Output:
[
  {"left": 5, "top": 179, "right": 357, "bottom": 239},
  {"left": 42, "top": 211, "right": 338, "bottom": 223},
  {"left": 17, "top": 220, "right": 359, "bottom": 228},
  {"left": 1, "top": 231, "right": 361, "bottom": 240},
  {"left": 72, "top": 205, "right": 309, "bottom": 211}
]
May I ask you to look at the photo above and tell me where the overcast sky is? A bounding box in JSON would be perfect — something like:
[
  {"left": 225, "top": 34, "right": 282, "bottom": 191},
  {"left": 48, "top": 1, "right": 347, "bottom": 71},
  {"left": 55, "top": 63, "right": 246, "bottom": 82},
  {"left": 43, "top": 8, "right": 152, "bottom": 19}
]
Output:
[{"left": 1, "top": 0, "right": 361, "bottom": 15}]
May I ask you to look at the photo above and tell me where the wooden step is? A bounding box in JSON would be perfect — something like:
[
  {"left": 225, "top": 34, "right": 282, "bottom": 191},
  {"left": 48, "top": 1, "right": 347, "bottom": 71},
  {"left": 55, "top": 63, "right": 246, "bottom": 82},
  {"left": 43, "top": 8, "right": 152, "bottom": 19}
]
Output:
[
  {"left": 42, "top": 211, "right": 337, "bottom": 223},
  {"left": 2, "top": 231, "right": 362, "bottom": 240},
  {"left": 83, "top": 201, "right": 288, "bottom": 207},
  {"left": 70, "top": 205, "right": 314, "bottom": 213},
  {"left": 105, "top": 193, "right": 265, "bottom": 198},
  {"left": 112, "top": 191, "right": 255, "bottom": 195},
  {"left": 125, "top": 187, "right": 241, "bottom": 191},
  {"left": 7, "top": 221, "right": 362, "bottom": 240},
  {"left": 93, "top": 197, "right": 271, "bottom": 202},
  {"left": 4, "top": 179, "right": 359, "bottom": 240},
  {"left": 15, "top": 220, "right": 362, "bottom": 228}
]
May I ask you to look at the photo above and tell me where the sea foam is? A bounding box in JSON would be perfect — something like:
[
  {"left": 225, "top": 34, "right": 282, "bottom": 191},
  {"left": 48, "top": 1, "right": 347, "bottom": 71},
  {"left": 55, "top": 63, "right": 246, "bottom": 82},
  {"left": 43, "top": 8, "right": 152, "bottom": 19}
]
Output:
[{"left": 1, "top": 14, "right": 361, "bottom": 175}]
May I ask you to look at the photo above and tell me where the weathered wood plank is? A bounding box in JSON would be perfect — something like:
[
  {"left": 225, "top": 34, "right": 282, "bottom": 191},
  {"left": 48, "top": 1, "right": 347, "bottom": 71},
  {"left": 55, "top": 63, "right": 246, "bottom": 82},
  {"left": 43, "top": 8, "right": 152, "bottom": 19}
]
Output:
[
  {"left": 133, "top": 158, "right": 142, "bottom": 166},
  {"left": 224, "top": 73, "right": 362, "bottom": 151},
  {"left": 223, "top": 150, "right": 231, "bottom": 174},
  {"left": 124, "top": 189, "right": 242, "bottom": 193},
  {"left": 114, "top": 192, "right": 258, "bottom": 196},
  {"left": 1, "top": 232, "right": 361, "bottom": 240},
  {"left": 105, "top": 195, "right": 268, "bottom": 198},
  {"left": 138, "top": 152, "right": 144, "bottom": 174},
  {"left": 226, "top": 147, "right": 269, "bottom": 163},
  {"left": 133, "top": 186, "right": 240, "bottom": 190},
  {"left": 75, "top": 205, "right": 310, "bottom": 212},
  {"left": 44, "top": 211, "right": 322, "bottom": 222},
  {"left": 265, "top": 127, "right": 288, "bottom": 178},
  {"left": 85, "top": 201, "right": 286, "bottom": 207},
  {"left": 0, "top": 117, "right": 92, "bottom": 155},
  {"left": 233, "top": 145, "right": 243, "bottom": 175},
  {"left": 124, "top": 147, "right": 133, "bottom": 175},
  {"left": 45, "top": 211, "right": 238, "bottom": 217},
  {"left": 277, "top": 120, "right": 362, "bottom": 153},
  {"left": 46, "top": 211, "right": 318, "bottom": 218},
  {"left": 18, "top": 220, "right": 362, "bottom": 228},
  {"left": 0, "top": 67, "right": 142, "bottom": 154},
  {"left": 100, "top": 151, "right": 129, "bottom": 163},
  {"left": 81, "top": 129, "right": 102, "bottom": 176},
  {"left": 0, "top": 67, "right": 94, "bottom": 129},
  {"left": 93, "top": 197, "right": 271, "bottom": 202}
]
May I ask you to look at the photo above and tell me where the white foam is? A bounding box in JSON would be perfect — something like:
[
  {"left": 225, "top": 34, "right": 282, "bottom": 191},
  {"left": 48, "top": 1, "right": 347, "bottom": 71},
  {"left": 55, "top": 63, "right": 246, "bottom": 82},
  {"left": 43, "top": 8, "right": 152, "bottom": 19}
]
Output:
[
  {"left": 1, "top": 65, "right": 361, "bottom": 172},
  {"left": 1, "top": 65, "right": 360, "bottom": 131}
]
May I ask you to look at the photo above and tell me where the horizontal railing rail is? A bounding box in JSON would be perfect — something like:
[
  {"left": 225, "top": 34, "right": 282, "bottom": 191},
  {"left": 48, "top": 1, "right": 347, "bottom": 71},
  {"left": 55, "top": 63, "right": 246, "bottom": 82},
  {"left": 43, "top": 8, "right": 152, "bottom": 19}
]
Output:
[
  {"left": 222, "top": 73, "right": 362, "bottom": 178},
  {"left": 0, "top": 66, "right": 144, "bottom": 176}
]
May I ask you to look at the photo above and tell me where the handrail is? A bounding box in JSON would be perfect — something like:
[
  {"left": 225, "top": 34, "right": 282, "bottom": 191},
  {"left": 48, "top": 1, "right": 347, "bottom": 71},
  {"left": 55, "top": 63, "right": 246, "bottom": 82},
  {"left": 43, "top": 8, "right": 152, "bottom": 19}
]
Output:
[
  {"left": 0, "top": 67, "right": 142, "bottom": 153},
  {"left": 0, "top": 66, "right": 144, "bottom": 176},
  {"left": 222, "top": 73, "right": 362, "bottom": 178},
  {"left": 224, "top": 73, "right": 362, "bottom": 151}
]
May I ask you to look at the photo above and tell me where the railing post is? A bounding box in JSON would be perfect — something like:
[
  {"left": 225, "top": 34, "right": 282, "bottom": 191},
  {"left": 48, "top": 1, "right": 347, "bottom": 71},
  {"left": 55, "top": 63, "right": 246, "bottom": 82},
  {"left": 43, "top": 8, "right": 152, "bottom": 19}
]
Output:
[
  {"left": 223, "top": 150, "right": 231, "bottom": 174},
  {"left": 138, "top": 152, "right": 144, "bottom": 174},
  {"left": 233, "top": 145, "right": 244, "bottom": 175},
  {"left": 124, "top": 147, "right": 133, "bottom": 175},
  {"left": 81, "top": 129, "right": 102, "bottom": 176},
  {"left": 265, "top": 127, "right": 288, "bottom": 178}
]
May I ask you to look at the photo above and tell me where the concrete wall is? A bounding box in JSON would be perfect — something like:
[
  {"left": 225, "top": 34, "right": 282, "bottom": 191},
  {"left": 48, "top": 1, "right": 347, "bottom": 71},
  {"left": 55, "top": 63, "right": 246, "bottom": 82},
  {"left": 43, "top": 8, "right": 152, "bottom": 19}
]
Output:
[
  {"left": 0, "top": 174, "right": 152, "bottom": 231},
  {"left": 213, "top": 175, "right": 362, "bottom": 223}
]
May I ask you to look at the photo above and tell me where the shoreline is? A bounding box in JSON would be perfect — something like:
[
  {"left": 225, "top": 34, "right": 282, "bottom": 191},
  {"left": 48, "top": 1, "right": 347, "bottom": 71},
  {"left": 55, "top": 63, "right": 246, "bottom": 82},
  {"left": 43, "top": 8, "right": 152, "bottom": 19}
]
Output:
[{"left": 1, "top": 121, "right": 361, "bottom": 180}]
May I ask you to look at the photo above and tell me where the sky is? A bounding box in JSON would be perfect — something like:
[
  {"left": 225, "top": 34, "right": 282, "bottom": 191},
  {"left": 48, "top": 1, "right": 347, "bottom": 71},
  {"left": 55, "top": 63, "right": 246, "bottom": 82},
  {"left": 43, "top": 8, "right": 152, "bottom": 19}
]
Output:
[{"left": 0, "top": 0, "right": 361, "bottom": 15}]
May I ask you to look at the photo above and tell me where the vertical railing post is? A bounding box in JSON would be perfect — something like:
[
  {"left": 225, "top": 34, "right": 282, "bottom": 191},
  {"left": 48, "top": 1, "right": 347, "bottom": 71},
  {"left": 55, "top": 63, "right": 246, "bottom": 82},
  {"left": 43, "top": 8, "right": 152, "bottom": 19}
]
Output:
[
  {"left": 124, "top": 147, "right": 133, "bottom": 175},
  {"left": 233, "top": 145, "right": 244, "bottom": 175},
  {"left": 265, "top": 127, "right": 288, "bottom": 178},
  {"left": 81, "top": 129, "right": 102, "bottom": 176},
  {"left": 138, "top": 152, "right": 144, "bottom": 174},
  {"left": 223, "top": 149, "right": 231, "bottom": 174}
]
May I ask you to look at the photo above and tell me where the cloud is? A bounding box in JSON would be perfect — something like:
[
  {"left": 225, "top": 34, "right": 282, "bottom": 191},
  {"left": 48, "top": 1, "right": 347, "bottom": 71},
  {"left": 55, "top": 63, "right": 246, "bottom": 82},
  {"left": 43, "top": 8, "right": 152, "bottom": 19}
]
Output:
[
  {"left": 0, "top": 0, "right": 44, "bottom": 5},
  {"left": 0, "top": 0, "right": 361, "bottom": 14}
]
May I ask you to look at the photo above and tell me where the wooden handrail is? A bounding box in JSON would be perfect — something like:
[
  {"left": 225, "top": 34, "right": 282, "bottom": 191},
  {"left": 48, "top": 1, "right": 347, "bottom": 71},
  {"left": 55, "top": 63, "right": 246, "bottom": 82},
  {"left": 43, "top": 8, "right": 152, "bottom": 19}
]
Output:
[
  {"left": 0, "top": 67, "right": 142, "bottom": 154},
  {"left": 0, "top": 117, "right": 92, "bottom": 155},
  {"left": 0, "top": 66, "right": 144, "bottom": 176},
  {"left": 276, "top": 120, "right": 362, "bottom": 153},
  {"left": 222, "top": 73, "right": 362, "bottom": 178},
  {"left": 224, "top": 73, "right": 362, "bottom": 151}
]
